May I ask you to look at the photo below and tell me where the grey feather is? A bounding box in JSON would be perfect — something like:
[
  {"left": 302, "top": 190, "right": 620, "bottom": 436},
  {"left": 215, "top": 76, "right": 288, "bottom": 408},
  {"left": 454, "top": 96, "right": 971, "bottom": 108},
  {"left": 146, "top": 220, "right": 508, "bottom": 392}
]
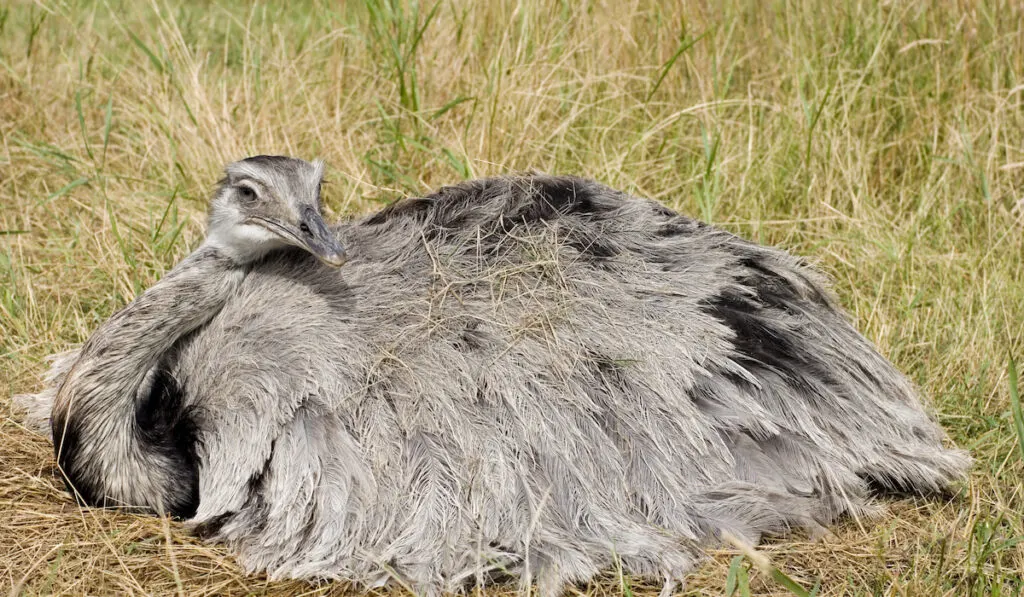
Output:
[{"left": 17, "top": 160, "right": 970, "bottom": 595}]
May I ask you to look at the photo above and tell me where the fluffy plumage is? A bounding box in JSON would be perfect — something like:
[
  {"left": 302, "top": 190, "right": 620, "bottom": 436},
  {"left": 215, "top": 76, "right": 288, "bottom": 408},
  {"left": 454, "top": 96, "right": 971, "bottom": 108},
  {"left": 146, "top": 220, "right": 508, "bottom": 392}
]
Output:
[{"left": 17, "top": 168, "right": 970, "bottom": 595}]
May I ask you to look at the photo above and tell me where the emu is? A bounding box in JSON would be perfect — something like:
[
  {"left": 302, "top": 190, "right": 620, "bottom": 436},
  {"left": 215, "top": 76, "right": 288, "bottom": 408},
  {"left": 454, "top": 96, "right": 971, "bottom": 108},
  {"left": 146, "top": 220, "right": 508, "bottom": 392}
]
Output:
[{"left": 18, "top": 155, "right": 970, "bottom": 595}]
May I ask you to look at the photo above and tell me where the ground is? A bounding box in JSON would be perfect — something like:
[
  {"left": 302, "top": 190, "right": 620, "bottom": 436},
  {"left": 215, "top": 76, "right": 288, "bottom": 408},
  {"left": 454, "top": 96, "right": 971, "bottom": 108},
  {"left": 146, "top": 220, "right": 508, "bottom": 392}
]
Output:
[{"left": 1, "top": 0, "right": 1022, "bottom": 595}]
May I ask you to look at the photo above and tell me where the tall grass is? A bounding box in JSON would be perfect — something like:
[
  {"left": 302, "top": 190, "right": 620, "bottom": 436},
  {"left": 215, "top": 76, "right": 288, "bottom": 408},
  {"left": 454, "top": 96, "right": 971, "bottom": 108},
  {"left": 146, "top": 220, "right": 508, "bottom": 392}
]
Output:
[{"left": 1, "top": 0, "right": 1022, "bottom": 594}]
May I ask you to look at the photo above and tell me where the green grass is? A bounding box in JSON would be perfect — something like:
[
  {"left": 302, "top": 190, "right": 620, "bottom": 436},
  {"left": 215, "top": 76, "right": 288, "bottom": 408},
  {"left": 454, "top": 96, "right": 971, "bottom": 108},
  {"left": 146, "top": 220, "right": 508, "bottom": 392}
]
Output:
[{"left": 1, "top": 0, "right": 1022, "bottom": 595}]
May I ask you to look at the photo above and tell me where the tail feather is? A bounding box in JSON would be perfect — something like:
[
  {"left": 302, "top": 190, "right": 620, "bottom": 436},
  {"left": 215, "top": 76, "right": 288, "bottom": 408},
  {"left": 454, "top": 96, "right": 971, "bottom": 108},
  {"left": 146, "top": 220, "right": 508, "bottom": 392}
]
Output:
[{"left": 13, "top": 348, "right": 81, "bottom": 438}]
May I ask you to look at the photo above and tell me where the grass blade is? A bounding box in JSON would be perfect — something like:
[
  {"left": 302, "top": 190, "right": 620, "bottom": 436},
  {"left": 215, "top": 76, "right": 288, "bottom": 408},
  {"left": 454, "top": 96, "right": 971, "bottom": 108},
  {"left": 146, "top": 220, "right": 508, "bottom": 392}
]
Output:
[
  {"left": 106, "top": 198, "right": 139, "bottom": 296},
  {"left": 440, "top": 148, "right": 472, "bottom": 179},
  {"left": 725, "top": 555, "right": 748, "bottom": 595},
  {"left": 803, "top": 76, "right": 836, "bottom": 168},
  {"left": 75, "top": 88, "right": 94, "bottom": 161},
  {"left": 430, "top": 95, "right": 475, "bottom": 121},
  {"left": 100, "top": 95, "right": 114, "bottom": 170},
  {"left": 770, "top": 568, "right": 812, "bottom": 597},
  {"left": 153, "top": 185, "right": 180, "bottom": 240},
  {"left": 644, "top": 30, "right": 708, "bottom": 103},
  {"left": 127, "top": 30, "right": 164, "bottom": 74},
  {"left": 1009, "top": 356, "right": 1023, "bottom": 460},
  {"left": 39, "top": 177, "right": 90, "bottom": 206}
]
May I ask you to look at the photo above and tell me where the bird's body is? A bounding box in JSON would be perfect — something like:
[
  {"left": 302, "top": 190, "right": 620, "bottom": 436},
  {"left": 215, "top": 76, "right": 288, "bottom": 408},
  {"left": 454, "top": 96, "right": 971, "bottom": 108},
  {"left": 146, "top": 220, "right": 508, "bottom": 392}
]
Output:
[{"left": 19, "top": 160, "right": 970, "bottom": 595}]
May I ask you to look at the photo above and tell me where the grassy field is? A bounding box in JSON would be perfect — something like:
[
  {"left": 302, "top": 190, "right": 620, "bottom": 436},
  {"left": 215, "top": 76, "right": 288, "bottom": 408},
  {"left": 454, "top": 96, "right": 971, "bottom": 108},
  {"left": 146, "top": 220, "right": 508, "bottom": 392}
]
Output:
[{"left": 1, "top": 0, "right": 1022, "bottom": 594}]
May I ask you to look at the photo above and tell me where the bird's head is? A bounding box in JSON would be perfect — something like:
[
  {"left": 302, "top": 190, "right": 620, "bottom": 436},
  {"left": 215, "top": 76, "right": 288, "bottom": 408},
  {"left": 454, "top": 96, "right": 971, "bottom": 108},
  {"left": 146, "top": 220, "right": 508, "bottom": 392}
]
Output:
[{"left": 207, "top": 155, "right": 347, "bottom": 266}]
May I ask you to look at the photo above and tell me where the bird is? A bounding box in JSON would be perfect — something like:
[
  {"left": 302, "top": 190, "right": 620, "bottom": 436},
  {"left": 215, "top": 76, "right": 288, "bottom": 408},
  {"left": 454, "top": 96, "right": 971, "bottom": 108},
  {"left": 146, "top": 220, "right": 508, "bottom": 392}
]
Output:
[{"left": 17, "top": 155, "right": 970, "bottom": 596}]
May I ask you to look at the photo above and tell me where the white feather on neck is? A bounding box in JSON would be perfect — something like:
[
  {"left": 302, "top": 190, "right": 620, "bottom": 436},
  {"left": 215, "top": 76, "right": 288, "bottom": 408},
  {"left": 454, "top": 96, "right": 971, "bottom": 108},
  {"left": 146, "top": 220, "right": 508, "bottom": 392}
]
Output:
[{"left": 205, "top": 205, "right": 287, "bottom": 263}]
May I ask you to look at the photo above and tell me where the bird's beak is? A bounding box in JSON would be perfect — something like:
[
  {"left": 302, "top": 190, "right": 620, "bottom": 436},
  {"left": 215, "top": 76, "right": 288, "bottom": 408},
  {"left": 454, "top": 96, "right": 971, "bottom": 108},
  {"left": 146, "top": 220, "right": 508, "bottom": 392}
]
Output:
[
  {"left": 297, "top": 210, "right": 348, "bottom": 267},
  {"left": 248, "top": 209, "right": 348, "bottom": 267}
]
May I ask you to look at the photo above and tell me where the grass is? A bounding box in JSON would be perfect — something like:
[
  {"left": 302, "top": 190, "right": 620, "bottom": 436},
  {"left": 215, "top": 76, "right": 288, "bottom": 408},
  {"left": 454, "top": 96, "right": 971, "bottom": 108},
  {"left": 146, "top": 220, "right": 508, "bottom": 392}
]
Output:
[{"left": 1, "top": 0, "right": 1022, "bottom": 594}]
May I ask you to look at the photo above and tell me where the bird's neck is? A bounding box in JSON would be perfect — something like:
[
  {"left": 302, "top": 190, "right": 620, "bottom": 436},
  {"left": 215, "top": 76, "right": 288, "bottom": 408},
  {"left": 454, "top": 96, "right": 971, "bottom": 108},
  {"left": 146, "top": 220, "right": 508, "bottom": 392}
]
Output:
[
  {"left": 205, "top": 223, "right": 284, "bottom": 265},
  {"left": 51, "top": 242, "right": 245, "bottom": 516}
]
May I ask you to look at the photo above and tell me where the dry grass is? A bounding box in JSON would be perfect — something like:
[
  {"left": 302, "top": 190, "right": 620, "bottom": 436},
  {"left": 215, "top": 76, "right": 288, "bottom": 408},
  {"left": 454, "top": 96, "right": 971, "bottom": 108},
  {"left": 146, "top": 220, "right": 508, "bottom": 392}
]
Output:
[{"left": 1, "top": 0, "right": 1023, "bottom": 594}]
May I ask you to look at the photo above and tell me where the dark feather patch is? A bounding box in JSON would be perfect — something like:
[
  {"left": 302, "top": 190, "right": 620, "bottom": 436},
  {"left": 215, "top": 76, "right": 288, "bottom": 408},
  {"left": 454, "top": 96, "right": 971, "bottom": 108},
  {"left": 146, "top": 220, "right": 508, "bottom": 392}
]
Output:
[
  {"left": 702, "top": 287, "right": 806, "bottom": 377},
  {"left": 134, "top": 367, "right": 201, "bottom": 518},
  {"left": 561, "top": 226, "right": 620, "bottom": 259},
  {"left": 52, "top": 410, "right": 103, "bottom": 509},
  {"left": 365, "top": 175, "right": 614, "bottom": 231},
  {"left": 193, "top": 510, "right": 236, "bottom": 539}
]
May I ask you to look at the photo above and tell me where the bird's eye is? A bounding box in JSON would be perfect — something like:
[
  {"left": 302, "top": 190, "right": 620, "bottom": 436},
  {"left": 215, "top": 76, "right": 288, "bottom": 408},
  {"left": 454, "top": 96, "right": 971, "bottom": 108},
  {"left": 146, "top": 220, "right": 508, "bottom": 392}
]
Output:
[{"left": 236, "top": 185, "right": 257, "bottom": 203}]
